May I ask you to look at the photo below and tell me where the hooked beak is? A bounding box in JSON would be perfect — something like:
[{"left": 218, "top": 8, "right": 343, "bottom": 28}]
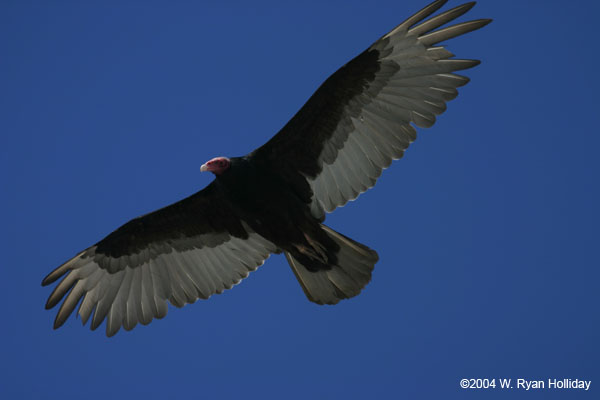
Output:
[{"left": 200, "top": 163, "right": 209, "bottom": 172}]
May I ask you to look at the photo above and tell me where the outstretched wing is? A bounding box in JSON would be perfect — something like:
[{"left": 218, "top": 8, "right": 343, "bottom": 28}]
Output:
[
  {"left": 42, "top": 182, "right": 277, "bottom": 336},
  {"left": 252, "top": 0, "right": 491, "bottom": 219}
]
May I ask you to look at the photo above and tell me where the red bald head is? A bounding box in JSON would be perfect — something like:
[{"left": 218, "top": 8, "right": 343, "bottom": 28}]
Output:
[{"left": 200, "top": 156, "right": 231, "bottom": 175}]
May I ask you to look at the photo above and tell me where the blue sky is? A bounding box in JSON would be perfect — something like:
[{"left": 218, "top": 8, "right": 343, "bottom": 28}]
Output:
[{"left": 1, "top": 1, "right": 598, "bottom": 399}]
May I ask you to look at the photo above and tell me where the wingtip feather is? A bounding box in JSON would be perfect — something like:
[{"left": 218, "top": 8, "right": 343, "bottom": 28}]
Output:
[
  {"left": 41, "top": 265, "right": 69, "bottom": 287},
  {"left": 384, "top": 0, "right": 449, "bottom": 38},
  {"left": 419, "top": 19, "right": 492, "bottom": 46},
  {"left": 408, "top": 2, "right": 478, "bottom": 37}
]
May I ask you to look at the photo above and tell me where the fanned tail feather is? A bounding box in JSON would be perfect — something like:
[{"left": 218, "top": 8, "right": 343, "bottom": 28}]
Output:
[{"left": 286, "top": 225, "right": 378, "bottom": 305}]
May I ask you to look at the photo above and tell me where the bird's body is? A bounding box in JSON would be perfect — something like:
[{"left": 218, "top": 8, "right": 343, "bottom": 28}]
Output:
[
  {"left": 43, "top": 0, "right": 491, "bottom": 336},
  {"left": 214, "top": 156, "right": 339, "bottom": 271}
]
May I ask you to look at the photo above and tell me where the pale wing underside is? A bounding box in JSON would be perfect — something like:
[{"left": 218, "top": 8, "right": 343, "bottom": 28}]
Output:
[
  {"left": 308, "top": 2, "right": 488, "bottom": 218},
  {"left": 45, "top": 224, "right": 276, "bottom": 336}
]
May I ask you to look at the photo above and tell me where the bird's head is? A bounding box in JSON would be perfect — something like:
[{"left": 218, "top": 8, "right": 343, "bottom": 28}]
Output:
[{"left": 200, "top": 156, "right": 231, "bottom": 175}]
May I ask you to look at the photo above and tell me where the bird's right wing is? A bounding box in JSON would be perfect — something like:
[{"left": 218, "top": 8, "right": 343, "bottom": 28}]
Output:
[
  {"left": 42, "top": 181, "right": 277, "bottom": 336},
  {"left": 252, "top": 0, "right": 490, "bottom": 220}
]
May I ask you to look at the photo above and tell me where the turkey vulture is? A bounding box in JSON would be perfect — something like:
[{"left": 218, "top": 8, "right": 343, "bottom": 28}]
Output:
[{"left": 43, "top": 0, "right": 491, "bottom": 336}]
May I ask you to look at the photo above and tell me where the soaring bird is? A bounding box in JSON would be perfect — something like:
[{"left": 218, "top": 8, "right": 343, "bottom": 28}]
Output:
[{"left": 43, "top": 0, "right": 491, "bottom": 336}]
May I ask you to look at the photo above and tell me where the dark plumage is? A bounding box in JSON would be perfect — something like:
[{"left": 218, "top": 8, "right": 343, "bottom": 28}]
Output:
[{"left": 43, "top": 0, "right": 491, "bottom": 336}]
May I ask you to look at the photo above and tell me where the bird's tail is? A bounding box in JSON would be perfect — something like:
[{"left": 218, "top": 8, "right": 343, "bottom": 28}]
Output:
[{"left": 285, "top": 224, "right": 378, "bottom": 305}]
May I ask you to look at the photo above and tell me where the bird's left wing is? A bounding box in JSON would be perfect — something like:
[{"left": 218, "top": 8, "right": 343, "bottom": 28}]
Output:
[
  {"left": 252, "top": 0, "right": 490, "bottom": 219},
  {"left": 42, "top": 181, "right": 276, "bottom": 336}
]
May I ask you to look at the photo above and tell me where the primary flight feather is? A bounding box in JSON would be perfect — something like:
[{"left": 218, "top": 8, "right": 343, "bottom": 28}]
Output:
[{"left": 43, "top": 0, "right": 491, "bottom": 336}]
